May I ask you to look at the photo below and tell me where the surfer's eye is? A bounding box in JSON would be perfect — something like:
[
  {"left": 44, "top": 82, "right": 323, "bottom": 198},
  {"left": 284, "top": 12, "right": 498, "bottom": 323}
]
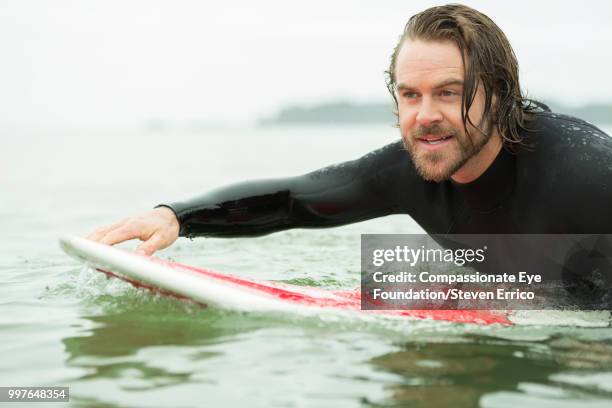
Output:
[
  {"left": 440, "top": 90, "right": 457, "bottom": 97},
  {"left": 402, "top": 92, "right": 419, "bottom": 99}
]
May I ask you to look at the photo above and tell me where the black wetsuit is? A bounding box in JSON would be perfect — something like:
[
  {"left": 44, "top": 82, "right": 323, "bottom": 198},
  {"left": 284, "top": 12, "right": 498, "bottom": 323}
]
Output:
[{"left": 162, "top": 110, "right": 612, "bottom": 237}]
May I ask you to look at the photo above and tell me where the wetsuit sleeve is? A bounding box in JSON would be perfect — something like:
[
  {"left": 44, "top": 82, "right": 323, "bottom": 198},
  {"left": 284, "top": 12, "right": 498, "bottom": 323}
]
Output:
[{"left": 159, "top": 141, "right": 408, "bottom": 238}]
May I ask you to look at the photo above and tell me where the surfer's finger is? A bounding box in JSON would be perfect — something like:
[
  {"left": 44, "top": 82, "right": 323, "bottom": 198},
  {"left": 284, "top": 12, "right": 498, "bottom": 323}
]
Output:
[
  {"left": 86, "top": 221, "right": 125, "bottom": 241},
  {"left": 99, "top": 224, "right": 141, "bottom": 246},
  {"left": 136, "top": 234, "right": 166, "bottom": 255}
]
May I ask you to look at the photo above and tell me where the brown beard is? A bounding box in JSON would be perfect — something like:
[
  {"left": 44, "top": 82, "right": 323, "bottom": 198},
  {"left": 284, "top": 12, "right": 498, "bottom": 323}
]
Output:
[{"left": 402, "top": 120, "right": 493, "bottom": 182}]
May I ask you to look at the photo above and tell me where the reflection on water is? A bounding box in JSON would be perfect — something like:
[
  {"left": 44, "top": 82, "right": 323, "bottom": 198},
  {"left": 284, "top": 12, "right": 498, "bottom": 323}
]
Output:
[
  {"left": 64, "top": 310, "right": 228, "bottom": 360},
  {"left": 61, "top": 298, "right": 275, "bottom": 407},
  {"left": 369, "top": 336, "right": 612, "bottom": 407}
]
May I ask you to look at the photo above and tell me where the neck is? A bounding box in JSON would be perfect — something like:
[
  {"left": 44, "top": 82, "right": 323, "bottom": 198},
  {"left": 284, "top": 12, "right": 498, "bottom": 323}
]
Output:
[{"left": 451, "top": 132, "right": 503, "bottom": 184}]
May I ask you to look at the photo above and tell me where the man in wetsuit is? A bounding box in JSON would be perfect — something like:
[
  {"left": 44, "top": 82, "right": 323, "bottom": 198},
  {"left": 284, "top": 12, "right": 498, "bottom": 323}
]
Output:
[{"left": 88, "top": 4, "right": 612, "bottom": 255}]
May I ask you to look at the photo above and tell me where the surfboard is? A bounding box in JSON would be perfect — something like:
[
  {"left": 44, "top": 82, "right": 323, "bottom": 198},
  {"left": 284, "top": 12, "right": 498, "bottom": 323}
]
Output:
[{"left": 59, "top": 235, "right": 512, "bottom": 325}]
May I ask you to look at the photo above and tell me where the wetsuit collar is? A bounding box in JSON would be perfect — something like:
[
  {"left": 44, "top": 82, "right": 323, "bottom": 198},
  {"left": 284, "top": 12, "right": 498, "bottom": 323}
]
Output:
[{"left": 451, "top": 147, "right": 516, "bottom": 212}]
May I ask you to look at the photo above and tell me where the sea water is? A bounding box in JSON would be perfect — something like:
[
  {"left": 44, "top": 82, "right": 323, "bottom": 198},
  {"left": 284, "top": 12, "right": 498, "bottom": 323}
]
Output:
[{"left": 2, "top": 124, "right": 612, "bottom": 407}]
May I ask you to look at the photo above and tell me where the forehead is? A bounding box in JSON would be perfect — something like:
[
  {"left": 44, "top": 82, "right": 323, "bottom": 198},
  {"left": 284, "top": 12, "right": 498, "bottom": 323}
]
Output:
[{"left": 395, "top": 39, "right": 464, "bottom": 87}]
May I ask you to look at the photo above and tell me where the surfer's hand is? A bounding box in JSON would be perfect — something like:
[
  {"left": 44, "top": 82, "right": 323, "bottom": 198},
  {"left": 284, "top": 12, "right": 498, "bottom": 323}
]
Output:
[{"left": 86, "top": 207, "right": 180, "bottom": 255}]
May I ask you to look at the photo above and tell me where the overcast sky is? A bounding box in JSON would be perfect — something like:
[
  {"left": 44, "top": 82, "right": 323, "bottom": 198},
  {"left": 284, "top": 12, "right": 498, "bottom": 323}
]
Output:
[{"left": 2, "top": 0, "right": 611, "bottom": 129}]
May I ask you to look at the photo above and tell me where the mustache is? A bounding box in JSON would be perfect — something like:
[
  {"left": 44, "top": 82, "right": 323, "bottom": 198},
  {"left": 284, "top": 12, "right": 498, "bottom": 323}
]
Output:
[{"left": 411, "top": 124, "right": 457, "bottom": 139}]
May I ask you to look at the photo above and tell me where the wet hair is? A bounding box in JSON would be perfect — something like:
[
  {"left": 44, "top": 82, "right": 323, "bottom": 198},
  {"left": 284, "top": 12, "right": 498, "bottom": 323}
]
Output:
[{"left": 385, "top": 4, "right": 537, "bottom": 150}]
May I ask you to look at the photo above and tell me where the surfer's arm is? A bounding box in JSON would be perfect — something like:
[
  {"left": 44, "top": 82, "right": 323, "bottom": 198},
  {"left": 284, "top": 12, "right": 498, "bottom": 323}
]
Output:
[
  {"left": 86, "top": 141, "right": 408, "bottom": 252},
  {"left": 161, "top": 143, "right": 404, "bottom": 238}
]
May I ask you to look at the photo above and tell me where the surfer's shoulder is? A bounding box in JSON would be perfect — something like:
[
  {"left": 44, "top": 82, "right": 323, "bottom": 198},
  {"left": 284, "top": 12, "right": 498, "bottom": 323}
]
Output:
[{"left": 524, "top": 110, "right": 610, "bottom": 146}]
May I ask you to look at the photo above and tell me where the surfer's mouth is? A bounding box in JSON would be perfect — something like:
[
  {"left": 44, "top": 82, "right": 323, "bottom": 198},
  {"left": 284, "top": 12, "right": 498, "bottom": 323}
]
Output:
[
  {"left": 418, "top": 135, "right": 453, "bottom": 144},
  {"left": 416, "top": 134, "right": 454, "bottom": 147}
]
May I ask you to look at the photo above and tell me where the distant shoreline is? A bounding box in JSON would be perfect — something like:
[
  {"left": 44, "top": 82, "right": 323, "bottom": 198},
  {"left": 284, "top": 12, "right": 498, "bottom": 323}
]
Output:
[{"left": 259, "top": 100, "right": 611, "bottom": 126}]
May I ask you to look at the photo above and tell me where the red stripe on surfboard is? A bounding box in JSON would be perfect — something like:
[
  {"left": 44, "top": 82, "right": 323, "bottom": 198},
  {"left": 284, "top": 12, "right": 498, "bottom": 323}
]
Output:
[
  {"left": 332, "top": 290, "right": 510, "bottom": 325},
  {"left": 140, "top": 257, "right": 512, "bottom": 325},
  {"left": 149, "top": 257, "right": 358, "bottom": 307},
  {"left": 97, "top": 268, "right": 203, "bottom": 304}
]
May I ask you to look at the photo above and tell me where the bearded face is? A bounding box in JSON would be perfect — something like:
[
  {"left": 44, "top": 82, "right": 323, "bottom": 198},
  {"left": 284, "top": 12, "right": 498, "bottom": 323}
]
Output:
[{"left": 394, "top": 39, "right": 497, "bottom": 183}]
